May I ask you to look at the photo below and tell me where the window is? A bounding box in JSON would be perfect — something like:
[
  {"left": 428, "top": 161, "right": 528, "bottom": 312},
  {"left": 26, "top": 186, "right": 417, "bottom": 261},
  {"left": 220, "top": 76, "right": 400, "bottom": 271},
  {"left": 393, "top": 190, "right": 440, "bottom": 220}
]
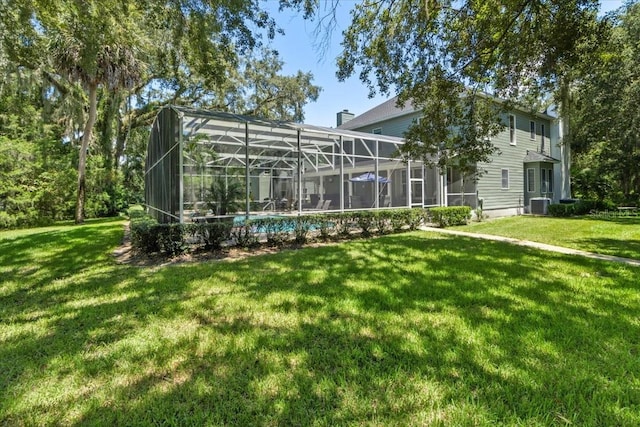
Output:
[
  {"left": 530, "top": 120, "right": 536, "bottom": 140},
  {"left": 542, "top": 168, "right": 553, "bottom": 193},
  {"left": 527, "top": 168, "right": 535, "bottom": 192},
  {"left": 509, "top": 115, "right": 516, "bottom": 145},
  {"left": 501, "top": 169, "right": 509, "bottom": 189},
  {"left": 540, "top": 123, "right": 546, "bottom": 149},
  {"left": 372, "top": 127, "right": 382, "bottom": 135}
]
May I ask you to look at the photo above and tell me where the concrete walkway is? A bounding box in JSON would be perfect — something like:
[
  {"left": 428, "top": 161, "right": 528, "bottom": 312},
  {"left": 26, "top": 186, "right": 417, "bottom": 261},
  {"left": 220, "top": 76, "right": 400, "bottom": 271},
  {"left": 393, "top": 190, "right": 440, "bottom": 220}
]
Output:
[{"left": 420, "top": 226, "right": 640, "bottom": 267}]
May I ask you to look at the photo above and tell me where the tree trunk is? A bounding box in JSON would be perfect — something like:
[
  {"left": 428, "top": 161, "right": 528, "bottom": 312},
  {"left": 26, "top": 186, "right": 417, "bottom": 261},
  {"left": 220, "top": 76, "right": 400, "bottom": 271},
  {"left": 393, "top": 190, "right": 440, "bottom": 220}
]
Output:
[
  {"left": 114, "top": 95, "right": 128, "bottom": 172},
  {"left": 75, "top": 83, "right": 98, "bottom": 224},
  {"left": 99, "top": 91, "right": 121, "bottom": 216}
]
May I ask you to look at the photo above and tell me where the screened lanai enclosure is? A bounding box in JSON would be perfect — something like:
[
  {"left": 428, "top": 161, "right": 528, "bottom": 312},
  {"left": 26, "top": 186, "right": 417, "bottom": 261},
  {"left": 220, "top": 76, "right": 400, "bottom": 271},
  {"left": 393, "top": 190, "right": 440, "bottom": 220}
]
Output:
[{"left": 145, "top": 106, "right": 456, "bottom": 223}]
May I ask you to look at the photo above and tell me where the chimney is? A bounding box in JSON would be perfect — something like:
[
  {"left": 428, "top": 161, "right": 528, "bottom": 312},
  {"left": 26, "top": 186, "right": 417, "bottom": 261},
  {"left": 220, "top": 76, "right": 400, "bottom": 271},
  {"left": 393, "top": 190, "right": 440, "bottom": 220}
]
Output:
[{"left": 336, "top": 109, "right": 354, "bottom": 127}]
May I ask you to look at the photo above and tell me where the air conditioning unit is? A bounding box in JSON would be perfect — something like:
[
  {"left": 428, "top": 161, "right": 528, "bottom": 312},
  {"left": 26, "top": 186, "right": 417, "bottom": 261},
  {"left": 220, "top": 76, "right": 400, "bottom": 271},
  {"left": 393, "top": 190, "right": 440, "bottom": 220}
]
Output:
[{"left": 530, "top": 197, "right": 551, "bottom": 215}]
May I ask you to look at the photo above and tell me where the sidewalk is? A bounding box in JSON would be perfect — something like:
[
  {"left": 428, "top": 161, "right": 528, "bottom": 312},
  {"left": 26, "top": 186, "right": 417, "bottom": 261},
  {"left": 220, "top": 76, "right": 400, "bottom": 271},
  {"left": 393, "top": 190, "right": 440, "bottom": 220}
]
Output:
[{"left": 420, "top": 226, "right": 640, "bottom": 267}]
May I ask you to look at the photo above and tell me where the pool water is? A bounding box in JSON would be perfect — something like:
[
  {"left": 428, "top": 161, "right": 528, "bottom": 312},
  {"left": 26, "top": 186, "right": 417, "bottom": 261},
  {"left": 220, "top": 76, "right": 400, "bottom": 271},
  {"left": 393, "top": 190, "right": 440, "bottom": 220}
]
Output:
[
  {"left": 232, "top": 215, "right": 284, "bottom": 226},
  {"left": 233, "top": 215, "right": 316, "bottom": 233}
]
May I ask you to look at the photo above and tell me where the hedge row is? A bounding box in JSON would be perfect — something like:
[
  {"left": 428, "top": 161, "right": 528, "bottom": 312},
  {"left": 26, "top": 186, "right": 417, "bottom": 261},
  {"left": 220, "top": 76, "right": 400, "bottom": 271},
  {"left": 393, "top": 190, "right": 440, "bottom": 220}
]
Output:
[
  {"left": 548, "top": 199, "right": 617, "bottom": 217},
  {"left": 428, "top": 206, "right": 472, "bottom": 227},
  {"left": 129, "top": 206, "right": 472, "bottom": 256}
]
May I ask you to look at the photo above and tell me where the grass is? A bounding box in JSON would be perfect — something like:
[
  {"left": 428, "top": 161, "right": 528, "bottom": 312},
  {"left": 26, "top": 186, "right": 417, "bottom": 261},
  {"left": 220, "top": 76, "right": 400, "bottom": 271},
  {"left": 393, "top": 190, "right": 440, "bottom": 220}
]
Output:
[
  {"left": 1, "top": 218, "right": 640, "bottom": 425},
  {"left": 454, "top": 215, "right": 640, "bottom": 260}
]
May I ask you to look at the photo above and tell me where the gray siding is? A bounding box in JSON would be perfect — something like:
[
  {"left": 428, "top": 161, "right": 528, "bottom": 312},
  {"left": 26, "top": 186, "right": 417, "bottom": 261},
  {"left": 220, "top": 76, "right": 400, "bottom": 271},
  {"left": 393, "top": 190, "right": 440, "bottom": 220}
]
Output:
[
  {"left": 478, "top": 112, "right": 552, "bottom": 210},
  {"left": 347, "top": 108, "right": 554, "bottom": 211},
  {"left": 350, "top": 113, "right": 420, "bottom": 138}
]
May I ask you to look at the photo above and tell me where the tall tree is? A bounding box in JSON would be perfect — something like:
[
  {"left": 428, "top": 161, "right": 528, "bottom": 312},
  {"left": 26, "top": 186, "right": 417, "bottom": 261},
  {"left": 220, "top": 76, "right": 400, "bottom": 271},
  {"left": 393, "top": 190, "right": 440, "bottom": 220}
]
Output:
[
  {"left": 0, "top": 0, "right": 290, "bottom": 223},
  {"left": 2, "top": 0, "right": 146, "bottom": 223},
  {"left": 333, "top": 0, "right": 604, "bottom": 177},
  {"left": 570, "top": 2, "right": 640, "bottom": 203}
]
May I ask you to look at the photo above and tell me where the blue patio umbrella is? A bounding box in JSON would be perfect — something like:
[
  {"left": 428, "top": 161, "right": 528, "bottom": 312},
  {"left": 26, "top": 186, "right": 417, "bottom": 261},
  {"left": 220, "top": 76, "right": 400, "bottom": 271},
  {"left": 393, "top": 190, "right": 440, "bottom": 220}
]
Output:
[{"left": 349, "top": 172, "right": 390, "bottom": 183}]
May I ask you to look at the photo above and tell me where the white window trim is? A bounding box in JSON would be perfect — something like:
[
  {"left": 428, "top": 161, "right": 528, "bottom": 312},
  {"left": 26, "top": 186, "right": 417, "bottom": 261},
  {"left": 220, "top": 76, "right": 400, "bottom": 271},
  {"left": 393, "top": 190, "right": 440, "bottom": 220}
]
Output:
[
  {"left": 372, "top": 127, "right": 382, "bottom": 135},
  {"left": 527, "top": 168, "right": 535, "bottom": 193},
  {"left": 501, "top": 169, "right": 510, "bottom": 189},
  {"left": 542, "top": 167, "right": 553, "bottom": 193},
  {"left": 509, "top": 114, "right": 516, "bottom": 145},
  {"left": 540, "top": 123, "right": 546, "bottom": 147},
  {"left": 530, "top": 120, "right": 536, "bottom": 140}
]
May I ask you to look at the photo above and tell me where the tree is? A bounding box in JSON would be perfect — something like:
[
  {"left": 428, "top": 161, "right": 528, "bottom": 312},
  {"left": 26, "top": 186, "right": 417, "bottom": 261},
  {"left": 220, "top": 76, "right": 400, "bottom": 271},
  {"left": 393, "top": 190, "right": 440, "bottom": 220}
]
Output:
[
  {"left": 0, "top": 0, "right": 299, "bottom": 223},
  {"left": 0, "top": 64, "right": 76, "bottom": 227},
  {"left": 570, "top": 2, "right": 640, "bottom": 204},
  {"left": 2, "top": 0, "right": 146, "bottom": 223},
  {"left": 208, "top": 176, "right": 245, "bottom": 216},
  {"left": 333, "top": 0, "right": 604, "bottom": 176}
]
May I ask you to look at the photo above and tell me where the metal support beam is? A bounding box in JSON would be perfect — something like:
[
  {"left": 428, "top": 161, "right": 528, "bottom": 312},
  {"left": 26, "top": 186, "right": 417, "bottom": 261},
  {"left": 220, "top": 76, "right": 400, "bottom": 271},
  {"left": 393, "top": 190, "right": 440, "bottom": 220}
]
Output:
[
  {"left": 374, "top": 139, "right": 379, "bottom": 209},
  {"left": 297, "top": 130, "right": 303, "bottom": 214},
  {"left": 178, "top": 114, "right": 184, "bottom": 223},
  {"left": 245, "top": 122, "right": 250, "bottom": 218},
  {"left": 406, "top": 160, "right": 411, "bottom": 208},
  {"left": 339, "top": 136, "right": 344, "bottom": 211}
]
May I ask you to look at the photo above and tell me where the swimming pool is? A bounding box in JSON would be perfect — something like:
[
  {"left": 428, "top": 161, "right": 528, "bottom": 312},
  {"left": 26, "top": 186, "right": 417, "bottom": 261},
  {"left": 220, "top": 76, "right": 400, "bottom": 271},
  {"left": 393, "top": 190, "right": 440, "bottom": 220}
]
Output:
[
  {"left": 233, "top": 214, "right": 317, "bottom": 233},
  {"left": 232, "top": 214, "right": 284, "bottom": 226}
]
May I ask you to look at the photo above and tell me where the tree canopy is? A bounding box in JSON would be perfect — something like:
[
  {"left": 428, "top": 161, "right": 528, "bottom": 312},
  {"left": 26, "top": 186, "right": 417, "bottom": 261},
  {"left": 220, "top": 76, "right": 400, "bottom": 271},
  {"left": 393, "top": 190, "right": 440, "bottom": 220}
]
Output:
[
  {"left": 336, "top": 0, "right": 605, "bottom": 177},
  {"left": 570, "top": 2, "right": 640, "bottom": 204},
  {"left": 0, "top": 0, "right": 321, "bottom": 227}
]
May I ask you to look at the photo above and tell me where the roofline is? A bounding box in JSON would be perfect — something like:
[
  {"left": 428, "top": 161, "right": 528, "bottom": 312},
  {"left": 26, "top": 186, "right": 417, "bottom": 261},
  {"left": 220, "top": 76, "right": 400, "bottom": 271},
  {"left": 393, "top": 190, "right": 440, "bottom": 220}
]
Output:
[
  {"left": 341, "top": 93, "right": 556, "bottom": 131},
  {"left": 161, "top": 105, "right": 407, "bottom": 145}
]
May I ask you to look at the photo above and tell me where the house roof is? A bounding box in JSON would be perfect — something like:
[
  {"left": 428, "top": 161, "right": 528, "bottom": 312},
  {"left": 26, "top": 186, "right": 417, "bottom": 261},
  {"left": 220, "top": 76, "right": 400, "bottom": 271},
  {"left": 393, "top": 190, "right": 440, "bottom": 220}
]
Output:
[
  {"left": 338, "top": 96, "right": 416, "bottom": 130},
  {"left": 523, "top": 150, "right": 560, "bottom": 163},
  {"left": 338, "top": 94, "right": 556, "bottom": 131}
]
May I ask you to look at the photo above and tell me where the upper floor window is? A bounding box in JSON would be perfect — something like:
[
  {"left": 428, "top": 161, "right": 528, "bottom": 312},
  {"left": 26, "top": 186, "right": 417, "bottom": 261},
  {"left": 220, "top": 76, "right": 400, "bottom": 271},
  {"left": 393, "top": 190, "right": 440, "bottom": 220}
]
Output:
[
  {"left": 509, "top": 115, "right": 516, "bottom": 145},
  {"left": 540, "top": 123, "right": 546, "bottom": 149},
  {"left": 530, "top": 120, "right": 536, "bottom": 140},
  {"left": 372, "top": 128, "right": 382, "bottom": 135}
]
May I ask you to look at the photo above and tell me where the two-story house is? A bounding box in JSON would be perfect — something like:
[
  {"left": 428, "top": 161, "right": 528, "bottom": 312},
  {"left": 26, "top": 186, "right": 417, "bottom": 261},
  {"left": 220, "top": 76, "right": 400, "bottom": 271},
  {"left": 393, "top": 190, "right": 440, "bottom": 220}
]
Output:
[{"left": 337, "top": 97, "right": 571, "bottom": 216}]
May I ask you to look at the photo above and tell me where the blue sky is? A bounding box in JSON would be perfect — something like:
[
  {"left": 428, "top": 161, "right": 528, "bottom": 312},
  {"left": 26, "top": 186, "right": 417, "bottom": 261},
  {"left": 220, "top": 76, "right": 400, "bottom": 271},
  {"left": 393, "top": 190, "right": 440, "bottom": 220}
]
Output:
[{"left": 265, "top": 0, "right": 625, "bottom": 128}]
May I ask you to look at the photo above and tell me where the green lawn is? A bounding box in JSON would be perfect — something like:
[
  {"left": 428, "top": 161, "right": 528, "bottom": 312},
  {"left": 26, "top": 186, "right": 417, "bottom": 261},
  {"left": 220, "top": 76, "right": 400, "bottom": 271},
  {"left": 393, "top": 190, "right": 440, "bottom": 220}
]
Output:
[
  {"left": 1, "top": 219, "right": 640, "bottom": 425},
  {"left": 454, "top": 215, "right": 640, "bottom": 260}
]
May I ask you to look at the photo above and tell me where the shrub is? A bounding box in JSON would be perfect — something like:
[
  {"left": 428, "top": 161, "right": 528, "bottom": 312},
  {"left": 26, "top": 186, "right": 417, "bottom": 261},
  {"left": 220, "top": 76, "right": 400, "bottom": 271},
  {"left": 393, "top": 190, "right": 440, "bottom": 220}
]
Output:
[
  {"left": 130, "top": 215, "right": 160, "bottom": 254},
  {"left": 292, "top": 216, "right": 313, "bottom": 244},
  {"left": 156, "top": 223, "right": 188, "bottom": 256},
  {"left": 428, "top": 206, "right": 472, "bottom": 228},
  {"left": 254, "top": 217, "right": 291, "bottom": 247},
  {"left": 335, "top": 212, "right": 356, "bottom": 237},
  {"left": 389, "top": 209, "right": 407, "bottom": 232},
  {"left": 311, "top": 214, "right": 333, "bottom": 241},
  {"left": 0, "top": 211, "right": 17, "bottom": 229},
  {"left": 548, "top": 203, "right": 574, "bottom": 217},
  {"left": 127, "top": 206, "right": 146, "bottom": 219},
  {"left": 232, "top": 224, "right": 260, "bottom": 248},
  {"left": 355, "top": 211, "right": 375, "bottom": 237},
  {"left": 407, "top": 208, "right": 426, "bottom": 230},
  {"left": 371, "top": 211, "right": 391, "bottom": 235},
  {"left": 191, "top": 221, "right": 233, "bottom": 250},
  {"left": 573, "top": 199, "right": 616, "bottom": 215}
]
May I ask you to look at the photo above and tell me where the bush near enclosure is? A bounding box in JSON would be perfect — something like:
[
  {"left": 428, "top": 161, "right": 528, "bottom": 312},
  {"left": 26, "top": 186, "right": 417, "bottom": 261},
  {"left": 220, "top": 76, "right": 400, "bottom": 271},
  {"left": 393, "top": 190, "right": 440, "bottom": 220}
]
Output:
[{"left": 129, "top": 208, "right": 433, "bottom": 256}]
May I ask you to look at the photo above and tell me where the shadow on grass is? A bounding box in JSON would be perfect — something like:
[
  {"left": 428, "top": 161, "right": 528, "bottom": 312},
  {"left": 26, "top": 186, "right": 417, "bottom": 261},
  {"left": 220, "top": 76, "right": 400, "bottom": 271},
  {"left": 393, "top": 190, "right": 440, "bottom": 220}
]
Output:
[{"left": 1, "top": 227, "right": 639, "bottom": 425}]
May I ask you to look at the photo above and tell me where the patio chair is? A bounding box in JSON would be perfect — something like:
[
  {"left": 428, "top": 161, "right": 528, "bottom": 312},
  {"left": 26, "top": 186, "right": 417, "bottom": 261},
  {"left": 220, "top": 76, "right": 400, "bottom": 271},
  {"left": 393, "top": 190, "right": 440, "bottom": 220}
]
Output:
[{"left": 321, "top": 199, "right": 331, "bottom": 210}]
